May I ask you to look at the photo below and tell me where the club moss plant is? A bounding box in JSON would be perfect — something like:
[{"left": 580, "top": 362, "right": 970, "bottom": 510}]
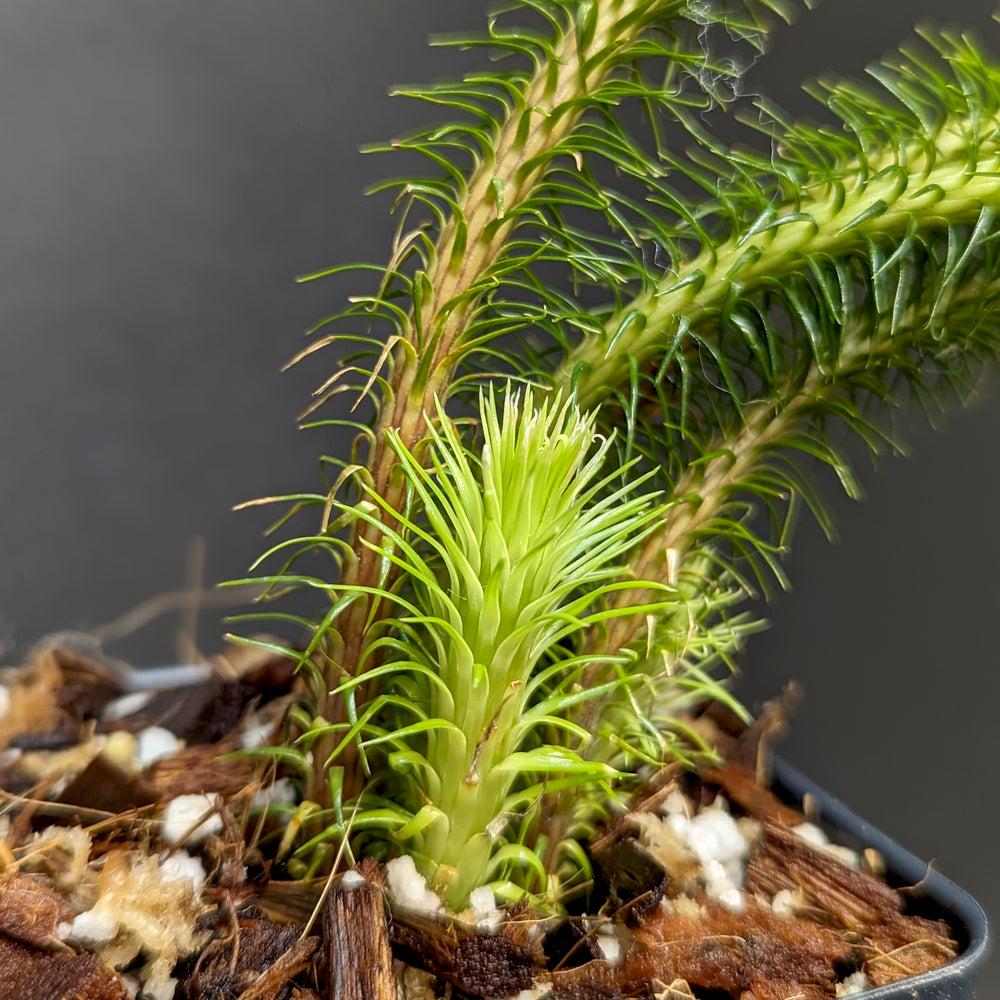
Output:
[{"left": 232, "top": 0, "right": 1000, "bottom": 911}]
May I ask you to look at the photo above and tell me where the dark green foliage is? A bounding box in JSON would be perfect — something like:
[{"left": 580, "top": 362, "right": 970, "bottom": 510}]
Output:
[{"left": 234, "top": 2, "right": 1000, "bottom": 907}]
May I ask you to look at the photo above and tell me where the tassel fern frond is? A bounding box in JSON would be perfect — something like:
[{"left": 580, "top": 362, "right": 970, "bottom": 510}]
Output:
[
  {"left": 556, "top": 30, "right": 1000, "bottom": 406},
  {"left": 238, "top": 0, "right": 1000, "bottom": 907}
]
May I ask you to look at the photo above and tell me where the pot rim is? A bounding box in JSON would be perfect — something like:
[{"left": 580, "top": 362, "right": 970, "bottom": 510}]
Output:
[{"left": 771, "top": 758, "right": 990, "bottom": 999}]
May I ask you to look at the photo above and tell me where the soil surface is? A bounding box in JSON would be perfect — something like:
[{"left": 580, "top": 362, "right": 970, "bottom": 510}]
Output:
[{"left": 0, "top": 646, "right": 958, "bottom": 1000}]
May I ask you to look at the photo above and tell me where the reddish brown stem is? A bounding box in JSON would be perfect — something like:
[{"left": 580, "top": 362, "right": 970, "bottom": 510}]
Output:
[{"left": 308, "top": 0, "right": 674, "bottom": 805}]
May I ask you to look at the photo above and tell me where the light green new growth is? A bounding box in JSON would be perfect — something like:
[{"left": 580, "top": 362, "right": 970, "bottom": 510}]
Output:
[
  {"left": 234, "top": 0, "right": 1000, "bottom": 907},
  {"left": 351, "top": 390, "right": 668, "bottom": 906}
]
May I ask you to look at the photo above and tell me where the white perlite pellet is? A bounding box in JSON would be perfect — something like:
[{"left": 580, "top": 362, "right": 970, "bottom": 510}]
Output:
[
  {"left": 135, "top": 726, "right": 182, "bottom": 768},
  {"left": 792, "top": 822, "right": 861, "bottom": 868},
  {"left": 159, "top": 851, "right": 207, "bottom": 890},
  {"left": 467, "top": 885, "right": 501, "bottom": 929},
  {"left": 160, "top": 793, "right": 223, "bottom": 846},
  {"left": 835, "top": 971, "right": 871, "bottom": 996},
  {"left": 385, "top": 855, "right": 444, "bottom": 915},
  {"left": 63, "top": 909, "right": 118, "bottom": 947},
  {"left": 251, "top": 777, "right": 298, "bottom": 811},
  {"left": 506, "top": 987, "right": 551, "bottom": 1000},
  {"left": 667, "top": 804, "right": 750, "bottom": 911},
  {"left": 239, "top": 718, "right": 276, "bottom": 749},
  {"left": 596, "top": 933, "right": 621, "bottom": 965},
  {"left": 771, "top": 888, "right": 797, "bottom": 919}
]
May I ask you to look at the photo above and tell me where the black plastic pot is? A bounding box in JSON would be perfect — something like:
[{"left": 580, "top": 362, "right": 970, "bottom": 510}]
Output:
[{"left": 772, "top": 759, "right": 990, "bottom": 999}]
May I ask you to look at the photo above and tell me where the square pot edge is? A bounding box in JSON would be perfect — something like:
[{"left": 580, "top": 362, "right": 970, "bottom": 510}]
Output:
[{"left": 771, "top": 757, "right": 990, "bottom": 1000}]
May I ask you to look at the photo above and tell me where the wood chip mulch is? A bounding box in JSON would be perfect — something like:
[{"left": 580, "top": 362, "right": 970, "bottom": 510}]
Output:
[{"left": 0, "top": 650, "right": 962, "bottom": 1000}]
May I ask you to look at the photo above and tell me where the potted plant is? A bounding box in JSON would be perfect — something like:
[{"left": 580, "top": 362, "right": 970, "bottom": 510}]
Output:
[
  {"left": 226, "top": 0, "right": 992, "bottom": 991},
  {"left": 0, "top": 1, "right": 994, "bottom": 998}
]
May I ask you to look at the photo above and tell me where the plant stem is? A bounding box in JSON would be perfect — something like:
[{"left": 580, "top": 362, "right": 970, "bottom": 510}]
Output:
[
  {"left": 312, "top": 0, "right": 678, "bottom": 804},
  {"left": 557, "top": 132, "right": 1000, "bottom": 407},
  {"left": 578, "top": 271, "right": 1000, "bottom": 693}
]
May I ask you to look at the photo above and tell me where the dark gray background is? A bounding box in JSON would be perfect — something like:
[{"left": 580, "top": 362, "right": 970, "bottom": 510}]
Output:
[{"left": 1, "top": 1, "right": 996, "bottom": 992}]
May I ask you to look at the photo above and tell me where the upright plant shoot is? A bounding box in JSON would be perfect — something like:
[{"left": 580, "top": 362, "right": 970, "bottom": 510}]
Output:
[
  {"left": 236, "top": 0, "right": 1000, "bottom": 914},
  {"left": 343, "top": 389, "right": 667, "bottom": 907}
]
